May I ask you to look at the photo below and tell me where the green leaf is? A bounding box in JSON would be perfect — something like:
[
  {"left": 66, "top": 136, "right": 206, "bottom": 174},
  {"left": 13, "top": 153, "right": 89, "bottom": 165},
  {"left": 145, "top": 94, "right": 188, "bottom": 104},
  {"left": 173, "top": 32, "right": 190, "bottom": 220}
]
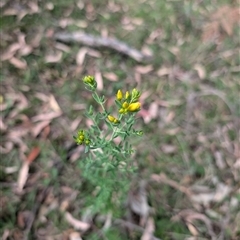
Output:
[
  {"left": 90, "top": 125, "right": 100, "bottom": 132},
  {"left": 115, "top": 100, "right": 122, "bottom": 108},
  {"left": 88, "top": 105, "right": 94, "bottom": 115},
  {"left": 112, "top": 147, "right": 121, "bottom": 154},
  {"left": 98, "top": 112, "right": 107, "bottom": 119},
  {"left": 92, "top": 92, "right": 99, "bottom": 103},
  {"left": 100, "top": 95, "right": 105, "bottom": 103},
  {"left": 85, "top": 146, "right": 89, "bottom": 153},
  {"left": 105, "top": 119, "right": 113, "bottom": 130}
]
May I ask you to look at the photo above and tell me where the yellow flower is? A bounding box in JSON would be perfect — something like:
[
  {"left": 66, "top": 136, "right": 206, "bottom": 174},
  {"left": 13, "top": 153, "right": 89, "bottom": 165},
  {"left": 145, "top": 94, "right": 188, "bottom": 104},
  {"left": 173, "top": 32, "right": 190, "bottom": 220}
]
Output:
[
  {"left": 113, "top": 118, "right": 119, "bottom": 124},
  {"left": 108, "top": 115, "right": 115, "bottom": 122},
  {"left": 119, "top": 108, "right": 125, "bottom": 114},
  {"left": 79, "top": 135, "right": 84, "bottom": 141},
  {"left": 125, "top": 91, "right": 130, "bottom": 99},
  {"left": 107, "top": 115, "right": 119, "bottom": 124},
  {"left": 116, "top": 89, "right": 123, "bottom": 100},
  {"left": 83, "top": 75, "right": 95, "bottom": 84},
  {"left": 122, "top": 102, "right": 129, "bottom": 109},
  {"left": 127, "top": 102, "right": 141, "bottom": 112}
]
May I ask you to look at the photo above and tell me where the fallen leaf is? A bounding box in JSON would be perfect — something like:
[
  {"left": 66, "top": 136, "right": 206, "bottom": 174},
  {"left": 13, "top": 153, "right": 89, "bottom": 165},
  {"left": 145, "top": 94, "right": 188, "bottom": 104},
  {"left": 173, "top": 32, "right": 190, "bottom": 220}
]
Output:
[
  {"left": 103, "top": 72, "right": 119, "bottom": 81},
  {"left": 35, "top": 92, "right": 50, "bottom": 102},
  {"left": 17, "top": 161, "right": 29, "bottom": 193},
  {"left": 26, "top": 146, "right": 40, "bottom": 164},
  {"left": 139, "top": 102, "right": 158, "bottom": 124},
  {"left": 55, "top": 42, "right": 71, "bottom": 52},
  {"left": 214, "top": 151, "right": 226, "bottom": 169},
  {"left": 70, "top": 117, "right": 82, "bottom": 131},
  {"left": 49, "top": 94, "right": 61, "bottom": 112},
  {"left": 186, "top": 222, "right": 198, "bottom": 236},
  {"left": 87, "top": 48, "right": 101, "bottom": 58},
  {"left": 19, "top": 45, "right": 33, "bottom": 56},
  {"left": 157, "top": 66, "right": 171, "bottom": 76},
  {"left": 2, "top": 229, "right": 10, "bottom": 240},
  {"left": 69, "top": 145, "right": 85, "bottom": 163},
  {"left": 4, "top": 166, "right": 18, "bottom": 174},
  {"left": 141, "top": 217, "right": 155, "bottom": 240},
  {"left": 65, "top": 212, "right": 91, "bottom": 231},
  {"left": 69, "top": 232, "right": 83, "bottom": 240},
  {"left": 31, "top": 120, "right": 51, "bottom": 137},
  {"left": 17, "top": 211, "right": 34, "bottom": 229},
  {"left": 161, "top": 144, "right": 177, "bottom": 154},
  {"left": 202, "top": 6, "right": 239, "bottom": 42},
  {"left": 31, "top": 111, "right": 62, "bottom": 122},
  {"left": 45, "top": 51, "right": 62, "bottom": 63},
  {"left": 95, "top": 72, "right": 103, "bottom": 91},
  {"left": 194, "top": 64, "right": 206, "bottom": 80},
  {"left": 76, "top": 47, "right": 88, "bottom": 66},
  {"left": 141, "top": 45, "right": 153, "bottom": 57},
  {"left": 42, "top": 125, "right": 51, "bottom": 139},
  {"left": 0, "top": 117, "right": 7, "bottom": 131},
  {"left": 0, "top": 142, "right": 14, "bottom": 154},
  {"left": 135, "top": 65, "right": 153, "bottom": 74},
  {"left": 45, "top": 2, "right": 54, "bottom": 10},
  {"left": 9, "top": 57, "right": 27, "bottom": 69},
  {"left": 1, "top": 43, "right": 21, "bottom": 61},
  {"left": 59, "top": 18, "right": 74, "bottom": 28}
]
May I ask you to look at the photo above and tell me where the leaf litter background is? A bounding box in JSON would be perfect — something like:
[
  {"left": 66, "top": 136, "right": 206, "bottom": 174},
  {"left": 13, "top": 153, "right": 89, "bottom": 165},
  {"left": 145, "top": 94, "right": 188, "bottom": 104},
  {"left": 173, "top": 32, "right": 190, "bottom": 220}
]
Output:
[{"left": 0, "top": 0, "right": 239, "bottom": 239}]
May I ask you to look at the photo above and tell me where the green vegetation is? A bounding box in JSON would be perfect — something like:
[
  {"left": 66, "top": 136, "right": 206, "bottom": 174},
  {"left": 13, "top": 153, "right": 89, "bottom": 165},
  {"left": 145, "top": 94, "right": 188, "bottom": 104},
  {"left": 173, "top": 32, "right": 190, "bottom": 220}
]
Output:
[{"left": 1, "top": 0, "right": 239, "bottom": 239}]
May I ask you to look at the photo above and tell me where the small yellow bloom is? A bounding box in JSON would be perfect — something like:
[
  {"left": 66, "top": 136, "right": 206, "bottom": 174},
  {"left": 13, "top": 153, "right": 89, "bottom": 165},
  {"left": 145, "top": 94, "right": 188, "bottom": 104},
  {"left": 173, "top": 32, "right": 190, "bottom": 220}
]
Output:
[
  {"left": 108, "top": 115, "right": 115, "bottom": 122},
  {"left": 79, "top": 135, "right": 84, "bottom": 141},
  {"left": 113, "top": 118, "right": 119, "bottom": 124},
  {"left": 119, "top": 108, "right": 125, "bottom": 114},
  {"left": 127, "top": 102, "right": 141, "bottom": 112},
  {"left": 116, "top": 90, "right": 123, "bottom": 100},
  {"left": 108, "top": 115, "right": 119, "bottom": 124},
  {"left": 83, "top": 75, "right": 95, "bottom": 84},
  {"left": 125, "top": 91, "right": 130, "bottom": 99},
  {"left": 122, "top": 102, "right": 129, "bottom": 109}
]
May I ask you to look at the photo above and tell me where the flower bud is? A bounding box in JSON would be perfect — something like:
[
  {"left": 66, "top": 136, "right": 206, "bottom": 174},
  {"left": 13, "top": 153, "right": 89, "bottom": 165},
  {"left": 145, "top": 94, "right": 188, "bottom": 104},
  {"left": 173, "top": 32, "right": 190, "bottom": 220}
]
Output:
[
  {"left": 127, "top": 102, "right": 141, "bottom": 112},
  {"left": 113, "top": 118, "right": 119, "bottom": 124},
  {"left": 116, "top": 89, "right": 123, "bottom": 101},
  {"left": 122, "top": 102, "right": 129, "bottom": 109},
  {"left": 82, "top": 75, "right": 97, "bottom": 91},
  {"left": 125, "top": 91, "right": 130, "bottom": 99},
  {"left": 119, "top": 108, "right": 125, "bottom": 114},
  {"left": 107, "top": 115, "right": 120, "bottom": 124},
  {"left": 79, "top": 135, "right": 84, "bottom": 141},
  {"left": 136, "top": 130, "right": 143, "bottom": 136},
  {"left": 131, "top": 88, "right": 141, "bottom": 102}
]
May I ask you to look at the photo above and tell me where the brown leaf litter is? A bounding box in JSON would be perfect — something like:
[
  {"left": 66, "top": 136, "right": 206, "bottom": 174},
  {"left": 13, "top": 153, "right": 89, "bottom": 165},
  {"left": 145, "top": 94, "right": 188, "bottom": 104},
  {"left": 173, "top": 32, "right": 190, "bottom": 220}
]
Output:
[{"left": 202, "top": 5, "right": 240, "bottom": 42}]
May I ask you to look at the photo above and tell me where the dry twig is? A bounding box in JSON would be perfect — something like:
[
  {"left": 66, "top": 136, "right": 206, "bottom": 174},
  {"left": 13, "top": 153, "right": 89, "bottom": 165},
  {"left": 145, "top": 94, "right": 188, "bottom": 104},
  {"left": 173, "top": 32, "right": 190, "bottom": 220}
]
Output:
[{"left": 54, "top": 31, "right": 152, "bottom": 63}]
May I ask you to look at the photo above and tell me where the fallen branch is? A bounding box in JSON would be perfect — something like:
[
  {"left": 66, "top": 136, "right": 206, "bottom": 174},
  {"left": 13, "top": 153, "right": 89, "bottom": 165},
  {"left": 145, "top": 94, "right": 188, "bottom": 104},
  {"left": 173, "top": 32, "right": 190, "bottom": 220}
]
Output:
[
  {"left": 54, "top": 31, "right": 152, "bottom": 63},
  {"left": 151, "top": 173, "right": 192, "bottom": 197},
  {"left": 96, "top": 215, "right": 161, "bottom": 240}
]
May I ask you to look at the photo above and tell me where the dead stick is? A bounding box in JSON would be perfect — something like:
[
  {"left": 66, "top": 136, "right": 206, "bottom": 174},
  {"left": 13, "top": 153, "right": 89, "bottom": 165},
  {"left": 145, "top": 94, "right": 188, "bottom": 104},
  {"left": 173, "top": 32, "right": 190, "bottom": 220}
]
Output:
[
  {"left": 151, "top": 173, "right": 192, "bottom": 197},
  {"left": 54, "top": 31, "right": 152, "bottom": 63}
]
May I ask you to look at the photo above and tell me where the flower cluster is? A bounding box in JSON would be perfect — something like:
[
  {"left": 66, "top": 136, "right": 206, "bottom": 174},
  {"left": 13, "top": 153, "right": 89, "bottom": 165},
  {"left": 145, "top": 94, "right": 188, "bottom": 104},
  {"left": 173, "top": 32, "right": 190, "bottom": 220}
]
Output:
[
  {"left": 83, "top": 75, "right": 97, "bottom": 91},
  {"left": 74, "top": 130, "right": 91, "bottom": 145},
  {"left": 116, "top": 89, "right": 141, "bottom": 114}
]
